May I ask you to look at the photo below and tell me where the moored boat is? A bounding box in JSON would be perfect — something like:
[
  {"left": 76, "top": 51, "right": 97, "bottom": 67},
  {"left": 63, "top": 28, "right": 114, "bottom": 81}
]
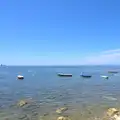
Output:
[
  {"left": 108, "top": 71, "right": 118, "bottom": 73},
  {"left": 80, "top": 72, "right": 92, "bottom": 78},
  {"left": 17, "top": 75, "right": 24, "bottom": 80},
  {"left": 57, "top": 73, "right": 72, "bottom": 77},
  {"left": 101, "top": 75, "right": 109, "bottom": 79}
]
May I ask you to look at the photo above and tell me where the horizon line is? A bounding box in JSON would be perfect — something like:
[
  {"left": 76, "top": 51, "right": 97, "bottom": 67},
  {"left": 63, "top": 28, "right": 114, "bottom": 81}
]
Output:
[{"left": 3, "top": 64, "right": 120, "bottom": 66}]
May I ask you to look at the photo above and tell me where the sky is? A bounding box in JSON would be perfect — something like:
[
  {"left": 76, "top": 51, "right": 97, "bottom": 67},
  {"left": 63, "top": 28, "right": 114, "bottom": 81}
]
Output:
[{"left": 0, "top": 0, "right": 120, "bottom": 65}]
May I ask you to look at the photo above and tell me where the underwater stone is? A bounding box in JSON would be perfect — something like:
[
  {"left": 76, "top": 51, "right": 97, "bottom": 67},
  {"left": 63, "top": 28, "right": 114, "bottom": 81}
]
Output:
[
  {"left": 18, "top": 100, "right": 28, "bottom": 107},
  {"left": 18, "top": 114, "right": 28, "bottom": 119},
  {"left": 56, "top": 107, "right": 68, "bottom": 114},
  {"left": 57, "top": 116, "right": 71, "bottom": 120}
]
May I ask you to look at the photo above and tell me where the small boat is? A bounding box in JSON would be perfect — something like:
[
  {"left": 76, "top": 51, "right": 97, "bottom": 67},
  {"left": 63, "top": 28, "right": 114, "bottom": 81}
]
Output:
[
  {"left": 80, "top": 72, "right": 92, "bottom": 78},
  {"left": 57, "top": 73, "right": 72, "bottom": 77},
  {"left": 101, "top": 75, "right": 109, "bottom": 79},
  {"left": 108, "top": 71, "right": 118, "bottom": 74},
  {"left": 17, "top": 75, "right": 24, "bottom": 80}
]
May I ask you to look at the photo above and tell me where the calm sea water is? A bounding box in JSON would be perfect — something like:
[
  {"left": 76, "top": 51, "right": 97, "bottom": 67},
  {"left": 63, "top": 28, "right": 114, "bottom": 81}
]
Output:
[{"left": 0, "top": 66, "right": 120, "bottom": 120}]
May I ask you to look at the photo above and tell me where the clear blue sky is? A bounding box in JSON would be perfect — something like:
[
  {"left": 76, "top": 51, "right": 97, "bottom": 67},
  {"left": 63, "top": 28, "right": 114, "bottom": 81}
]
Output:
[{"left": 0, "top": 0, "right": 120, "bottom": 65}]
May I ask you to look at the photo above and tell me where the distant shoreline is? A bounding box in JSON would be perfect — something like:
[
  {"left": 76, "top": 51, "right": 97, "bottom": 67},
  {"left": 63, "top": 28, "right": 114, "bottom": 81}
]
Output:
[{"left": 4, "top": 65, "right": 120, "bottom": 67}]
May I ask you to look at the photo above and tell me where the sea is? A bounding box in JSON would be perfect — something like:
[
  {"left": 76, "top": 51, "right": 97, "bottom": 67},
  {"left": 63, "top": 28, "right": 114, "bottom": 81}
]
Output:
[{"left": 0, "top": 66, "right": 120, "bottom": 120}]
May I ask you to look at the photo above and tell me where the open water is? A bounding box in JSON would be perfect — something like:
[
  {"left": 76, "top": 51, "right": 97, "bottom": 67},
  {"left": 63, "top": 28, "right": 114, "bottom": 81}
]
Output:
[{"left": 0, "top": 66, "right": 120, "bottom": 120}]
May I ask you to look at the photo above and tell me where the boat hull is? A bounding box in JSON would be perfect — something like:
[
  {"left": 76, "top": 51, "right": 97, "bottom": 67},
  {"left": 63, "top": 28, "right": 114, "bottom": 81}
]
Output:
[
  {"left": 57, "top": 73, "right": 72, "bottom": 77},
  {"left": 101, "top": 76, "right": 109, "bottom": 79},
  {"left": 17, "top": 75, "right": 24, "bottom": 80},
  {"left": 80, "top": 75, "right": 92, "bottom": 78},
  {"left": 108, "top": 71, "right": 118, "bottom": 74}
]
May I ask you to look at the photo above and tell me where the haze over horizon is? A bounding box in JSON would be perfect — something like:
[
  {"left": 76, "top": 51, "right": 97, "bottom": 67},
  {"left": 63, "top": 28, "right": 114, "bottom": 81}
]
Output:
[{"left": 0, "top": 0, "right": 120, "bottom": 65}]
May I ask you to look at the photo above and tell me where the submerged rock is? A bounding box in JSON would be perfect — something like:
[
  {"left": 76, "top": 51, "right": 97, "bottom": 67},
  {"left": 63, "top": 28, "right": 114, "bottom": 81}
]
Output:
[
  {"left": 56, "top": 107, "right": 68, "bottom": 114},
  {"left": 32, "top": 112, "right": 38, "bottom": 116},
  {"left": 43, "top": 113, "right": 49, "bottom": 116},
  {"left": 18, "top": 100, "right": 28, "bottom": 107},
  {"left": 18, "top": 114, "right": 27, "bottom": 119},
  {"left": 103, "top": 96, "right": 117, "bottom": 101},
  {"left": 57, "top": 116, "right": 71, "bottom": 120}
]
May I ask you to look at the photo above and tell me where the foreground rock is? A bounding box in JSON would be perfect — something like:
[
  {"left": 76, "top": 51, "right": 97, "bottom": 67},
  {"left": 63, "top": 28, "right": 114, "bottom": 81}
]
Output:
[
  {"left": 104, "top": 108, "right": 120, "bottom": 120},
  {"left": 18, "top": 100, "right": 28, "bottom": 107},
  {"left": 56, "top": 107, "right": 68, "bottom": 114},
  {"left": 107, "top": 108, "right": 119, "bottom": 117},
  {"left": 57, "top": 116, "right": 71, "bottom": 120}
]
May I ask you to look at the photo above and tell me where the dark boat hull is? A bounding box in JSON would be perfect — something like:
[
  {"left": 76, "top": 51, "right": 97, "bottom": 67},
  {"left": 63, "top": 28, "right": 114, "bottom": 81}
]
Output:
[
  {"left": 18, "top": 77, "right": 24, "bottom": 80},
  {"left": 80, "top": 75, "right": 92, "bottom": 78},
  {"left": 108, "top": 71, "right": 118, "bottom": 73},
  {"left": 57, "top": 74, "right": 72, "bottom": 77}
]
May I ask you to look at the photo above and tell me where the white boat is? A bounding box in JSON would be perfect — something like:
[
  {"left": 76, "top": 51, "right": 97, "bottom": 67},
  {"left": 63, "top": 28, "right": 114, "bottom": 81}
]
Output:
[
  {"left": 101, "top": 75, "right": 109, "bottom": 79},
  {"left": 17, "top": 75, "right": 24, "bottom": 79}
]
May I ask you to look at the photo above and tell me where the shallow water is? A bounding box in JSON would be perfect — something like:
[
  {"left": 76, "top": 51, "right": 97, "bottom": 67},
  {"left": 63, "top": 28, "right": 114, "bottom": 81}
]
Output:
[{"left": 0, "top": 66, "right": 120, "bottom": 120}]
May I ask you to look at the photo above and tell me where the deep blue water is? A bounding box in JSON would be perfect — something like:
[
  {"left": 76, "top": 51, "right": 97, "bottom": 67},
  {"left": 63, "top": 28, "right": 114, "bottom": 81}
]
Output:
[{"left": 0, "top": 66, "right": 120, "bottom": 120}]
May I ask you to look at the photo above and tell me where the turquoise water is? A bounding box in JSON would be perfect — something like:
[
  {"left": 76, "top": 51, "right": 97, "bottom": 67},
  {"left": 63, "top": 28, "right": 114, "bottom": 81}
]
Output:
[{"left": 0, "top": 66, "right": 120, "bottom": 120}]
